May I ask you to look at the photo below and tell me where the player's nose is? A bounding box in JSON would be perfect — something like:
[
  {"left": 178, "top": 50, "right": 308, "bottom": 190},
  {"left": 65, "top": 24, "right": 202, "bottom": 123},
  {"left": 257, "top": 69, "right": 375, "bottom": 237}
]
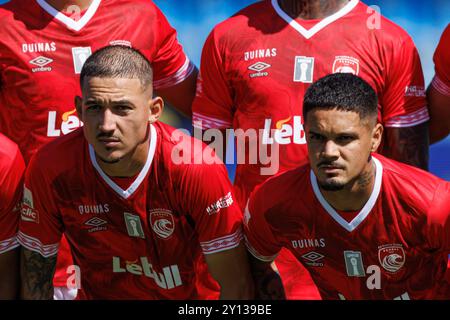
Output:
[
  {"left": 98, "top": 108, "right": 117, "bottom": 132},
  {"left": 321, "top": 140, "right": 340, "bottom": 159}
]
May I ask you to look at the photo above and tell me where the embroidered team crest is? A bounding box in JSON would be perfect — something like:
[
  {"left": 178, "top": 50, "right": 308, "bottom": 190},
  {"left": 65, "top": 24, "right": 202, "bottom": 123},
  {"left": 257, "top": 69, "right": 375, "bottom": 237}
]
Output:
[
  {"left": 149, "top": 209, "right": 175, "bottom": 239},
  {"left": 378, "top": 244, "right": 406, "bottom": 273},
  {"left": 332, "top": 56, "right": 360, "bottom": 75}
]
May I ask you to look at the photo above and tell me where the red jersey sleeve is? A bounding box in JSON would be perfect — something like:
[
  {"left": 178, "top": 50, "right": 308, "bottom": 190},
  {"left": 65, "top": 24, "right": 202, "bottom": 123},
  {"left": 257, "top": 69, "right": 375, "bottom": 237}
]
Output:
[
  {"left": 151, "top": 4, "right": 194, "bottom": 90},
  {"left": 18, "top": 155, "right": 63, "bottom": 258},
  {"left": 0, "top": 142, "right": 25, "bottom": 254},
  {"left": 243, "top": 186, "right": 282, "bottom": 262},
  {"left": 382, "top": 34, "right": 429, "bottom": 128},
  {"left": 192, "top": 29, "right": 234, "bottom": 130},
  {"left": 426, "top": 181, "right": 450, "bottom": 253},
  {"left": 180, "top": 161, "right": 243, "bottom": 255},
  {"left": 431, "top": 24, "right": 450, "bottom": 97}
]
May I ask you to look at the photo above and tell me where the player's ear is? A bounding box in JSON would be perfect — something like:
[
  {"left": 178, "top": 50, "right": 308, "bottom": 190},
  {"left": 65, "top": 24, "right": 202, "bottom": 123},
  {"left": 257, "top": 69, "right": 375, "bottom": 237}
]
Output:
[
  {"left": 75, "top": 96, "right": 83, "bottom": 118},
  {"left": 149, "top": 96, "right": 164, "bottom": 123},
  {"left": 371, "top": 122, "right": 383, "bottom": 152}
]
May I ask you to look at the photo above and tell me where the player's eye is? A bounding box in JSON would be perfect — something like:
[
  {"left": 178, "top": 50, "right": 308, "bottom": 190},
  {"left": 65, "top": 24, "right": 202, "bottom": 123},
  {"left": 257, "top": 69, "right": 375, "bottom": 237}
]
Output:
[
  {"left": 86, "top": 104, "right": 101, "bottom": 112},
  {"left": 309, "top": 133, "right": 325, "bottom": 141},
  {"left": 336, "top": 135, "right": 355, "bottom": 143},
  {"left": 115, "top": 105, "right": 132, "bottom": 112}
]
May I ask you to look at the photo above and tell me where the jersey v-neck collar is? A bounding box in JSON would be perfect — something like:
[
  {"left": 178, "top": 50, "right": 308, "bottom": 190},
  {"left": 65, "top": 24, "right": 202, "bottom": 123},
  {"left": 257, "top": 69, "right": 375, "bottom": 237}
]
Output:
[
  {"left": 310, "top": 156, "right": 383, "bottom": 232},
  {"left": 36, "top": 0, "right": 101, "bottom": 32},
  {"left": 271, "top": 0, "right": 359, "bottom": 39},
  {"left": 89, "top": 124, "right": 157, "bottom": 200}
]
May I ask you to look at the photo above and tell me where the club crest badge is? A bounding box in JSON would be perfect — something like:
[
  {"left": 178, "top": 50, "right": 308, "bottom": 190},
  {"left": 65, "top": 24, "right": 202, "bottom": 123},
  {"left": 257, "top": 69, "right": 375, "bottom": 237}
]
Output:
[
  {"left": 149, "top": 209, "right": 175, "bottom": 239},
  {"left": 378, "top": 244, "right": 406, "bottom": 273},
  {"left": 332, "top": 55, "right": 360, "bottom": 75}
]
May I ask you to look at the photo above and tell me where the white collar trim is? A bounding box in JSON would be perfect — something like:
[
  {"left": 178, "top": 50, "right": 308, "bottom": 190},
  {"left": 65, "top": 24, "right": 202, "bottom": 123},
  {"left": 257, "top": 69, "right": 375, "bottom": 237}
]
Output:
[
  {"left": 89, "top": 124, "right": 157, "bottom": 199},
  {"left": 36, "top": 0, "right": 101, "bottom": 31},
  {"left": 271, "top": 0, "right": 359, "bottom": 39},
  {"left": 310, "top": 156, "right": 383, "bottom": 232}
]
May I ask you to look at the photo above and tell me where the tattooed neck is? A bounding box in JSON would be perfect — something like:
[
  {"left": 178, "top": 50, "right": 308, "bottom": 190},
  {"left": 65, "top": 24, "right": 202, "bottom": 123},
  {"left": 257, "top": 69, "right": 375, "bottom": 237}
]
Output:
[
  {"left": 277, "top": 0, "right": 350, "bottom": 20},
  {"left": 356, "top": 161, "right": 375, "bottom": 190}
]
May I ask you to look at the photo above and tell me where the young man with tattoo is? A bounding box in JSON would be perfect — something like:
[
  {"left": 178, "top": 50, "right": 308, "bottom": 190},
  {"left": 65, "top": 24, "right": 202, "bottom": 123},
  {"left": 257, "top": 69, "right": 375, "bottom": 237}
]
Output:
[
  {"left": 244, "top": 73, "right": 450, "bottom": 300},
  {"left": 18, "top": 46, "right": 254, "bottom": 300},
  {"left": 0, "top": 0, "right": 197, "bottom": 299},
  {"left": 193, "top": 0, "right": 430, "bottom": 299},
  {"left": 0, "top": 134, "right": 25, "bottom": 299}
]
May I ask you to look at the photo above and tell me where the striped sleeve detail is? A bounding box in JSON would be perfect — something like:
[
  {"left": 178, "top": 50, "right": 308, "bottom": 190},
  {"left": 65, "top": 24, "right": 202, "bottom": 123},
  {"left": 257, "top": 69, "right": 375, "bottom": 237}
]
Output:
[
  {"left": 244, "top": 235, "right": 278, "bottom": 262},
  {"left": 17, "top": 231, "right": 58, "bottom": 258},
  {"left": 192, "top": 112, "right": 232, "bottom": 130},
  {"left": 384, "top": 106, "right": 430, "bottom": 128},
  {"left": 431, "top": 75, "right": 450, "bottom": 97},
  {"left": 0, "top": 236, "right": 19, "bottom": 254},
  {"left": 200, "top": 227, "right": 243, "bottom": 255},
  {"left": 153, "top": 57, "right": 195, "bottom": 90}
]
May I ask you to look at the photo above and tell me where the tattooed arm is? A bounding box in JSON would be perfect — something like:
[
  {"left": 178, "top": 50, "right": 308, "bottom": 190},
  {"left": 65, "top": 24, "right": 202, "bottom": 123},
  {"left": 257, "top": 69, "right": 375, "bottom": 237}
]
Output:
[
  {"left": 20, "top": 248, "right": 56, "bottom": 300},
  {"left": 249, "top": 255, "right": 285, "bottom": 300},
  {"left": 381, "top": 122, "right": 429, "bottom": 170}
]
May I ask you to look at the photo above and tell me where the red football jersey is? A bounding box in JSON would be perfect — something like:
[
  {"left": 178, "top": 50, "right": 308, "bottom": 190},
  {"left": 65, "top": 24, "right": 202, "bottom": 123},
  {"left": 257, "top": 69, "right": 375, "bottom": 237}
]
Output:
[
  {"left": 0, "top": 0, "right": 193, "bottom": 287},
  {"left": 0, "top": 133, "right": 25, "bottom": 254},
  {"left": 192, "top": 0, "right": 428, "bottom": 209},
  {"left": 245, "top": 154, "right": 450, "bottom": 299},
  {"left": 18, "top": 122, "right": 244, "bottom": 299},
  {"left": 0, "top": 0, "right": 193, "bottom": 163},
  {"left": 431, "top": 24, "right": 450, "bottom": 97}
]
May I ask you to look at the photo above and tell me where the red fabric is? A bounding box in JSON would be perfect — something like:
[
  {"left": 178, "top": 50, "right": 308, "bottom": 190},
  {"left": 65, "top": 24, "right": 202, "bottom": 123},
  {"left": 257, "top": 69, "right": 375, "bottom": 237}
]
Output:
[
  {"left": 19, "top": 122, "right": 243, "bottom": 299},
  {"left": 0, "top": 134, "right": 25, "bottom": 254},
  {"left": 245, "top": 154, "right": 450, "bottom": 299}
]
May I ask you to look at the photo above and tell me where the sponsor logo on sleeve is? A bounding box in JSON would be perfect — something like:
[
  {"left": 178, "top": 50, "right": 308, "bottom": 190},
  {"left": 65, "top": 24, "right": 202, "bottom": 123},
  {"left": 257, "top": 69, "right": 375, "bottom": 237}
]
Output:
[
  {"left": 404, "top": 86, "right": 425, "bottom": 97},
  {"left": 21, "top": 186, "right": 39, "bottom": 223},
  {"left": 206, "top": 192, "right": 233, "bottom": 215}
]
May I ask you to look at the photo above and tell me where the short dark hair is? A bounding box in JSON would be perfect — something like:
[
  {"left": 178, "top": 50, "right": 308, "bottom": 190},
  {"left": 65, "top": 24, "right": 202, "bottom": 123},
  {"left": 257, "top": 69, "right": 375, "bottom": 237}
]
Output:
[
  {"left": 80, "top": 45, "right": 153, "bottom": 90},
  {"left": 303, "top": 73, "right": 378, "bottom": 123}
]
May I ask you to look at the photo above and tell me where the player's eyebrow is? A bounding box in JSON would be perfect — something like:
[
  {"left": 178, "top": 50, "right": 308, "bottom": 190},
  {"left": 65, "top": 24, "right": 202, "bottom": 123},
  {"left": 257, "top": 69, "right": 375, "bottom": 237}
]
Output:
[{"left": 84, "top": 99, "right": 134, "bottom": 107}]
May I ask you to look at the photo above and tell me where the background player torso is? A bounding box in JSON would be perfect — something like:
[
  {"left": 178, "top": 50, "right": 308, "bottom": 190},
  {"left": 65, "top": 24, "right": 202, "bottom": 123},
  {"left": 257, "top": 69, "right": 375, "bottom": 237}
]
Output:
[
  {"left": 0, "top": 0, "right": 186, "bottom": 163},
  {"left": 197, "top": 0, "right": 426, "bottom": 207}
]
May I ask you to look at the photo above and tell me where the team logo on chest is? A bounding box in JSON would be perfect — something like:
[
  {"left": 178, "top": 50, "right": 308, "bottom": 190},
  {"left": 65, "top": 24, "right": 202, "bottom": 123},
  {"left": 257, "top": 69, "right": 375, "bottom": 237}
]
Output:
[
  {"left": 378, "top": 244, "right": 406, "bottom": 273},
  {"left": 149, "top": 209, "right": 175, "bottom": 240},
  {"left": 332, "top": 56, "right": 360, "bottom": 75},
  {"left": 72, "top": 47, "right": 92, "bottom": 74},
  {"left": 293, "top": 56, "right": 314, "bottom": 83}
]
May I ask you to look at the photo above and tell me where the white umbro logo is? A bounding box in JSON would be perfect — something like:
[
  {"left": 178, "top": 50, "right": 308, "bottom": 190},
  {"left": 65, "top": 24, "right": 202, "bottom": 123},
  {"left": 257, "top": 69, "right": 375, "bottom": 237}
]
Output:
[
  {"left": 29, "top": 56, "right": 53, "bottom": 73},
  {"left": 248, "top": 62, "right": 271, "bottom": 72},
  {"left": 29, "top": 56, "right": 53, "bottom": 67},
  {"left": 84, "top": 217, "right": 107, "bottom": 227},
  {"left": 301, "top": 251, "right": 325, "bottom": 267}
]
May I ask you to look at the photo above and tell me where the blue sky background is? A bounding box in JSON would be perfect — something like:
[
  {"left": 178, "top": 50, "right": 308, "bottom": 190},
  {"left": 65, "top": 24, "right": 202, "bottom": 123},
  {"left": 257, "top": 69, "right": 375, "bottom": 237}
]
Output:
[{"left": 1, "top": 0, "right": 448, "bottom": 180}]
